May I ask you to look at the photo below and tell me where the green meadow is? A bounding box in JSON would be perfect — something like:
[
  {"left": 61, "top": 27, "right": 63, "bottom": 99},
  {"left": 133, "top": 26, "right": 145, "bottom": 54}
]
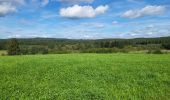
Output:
[{"left": 0, "top": 54, "right": 170, "bottom": 99}]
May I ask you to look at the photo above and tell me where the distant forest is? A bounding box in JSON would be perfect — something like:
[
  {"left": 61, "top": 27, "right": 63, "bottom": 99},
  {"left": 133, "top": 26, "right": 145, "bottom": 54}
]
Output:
[{"left": 0, "top": 37, "right": 170, "bottom": 55}]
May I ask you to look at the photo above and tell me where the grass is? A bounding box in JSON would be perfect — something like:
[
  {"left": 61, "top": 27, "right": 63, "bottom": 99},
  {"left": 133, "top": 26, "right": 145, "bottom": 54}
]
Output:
[{"left": 0, "top": 54, "right": 170, "bottom": 99}]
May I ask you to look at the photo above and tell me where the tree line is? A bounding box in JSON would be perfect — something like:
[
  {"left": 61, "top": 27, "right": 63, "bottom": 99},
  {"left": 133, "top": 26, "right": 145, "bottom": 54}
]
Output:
[{"left": 0, "top": 37, "right": 170, "bottom": 55}]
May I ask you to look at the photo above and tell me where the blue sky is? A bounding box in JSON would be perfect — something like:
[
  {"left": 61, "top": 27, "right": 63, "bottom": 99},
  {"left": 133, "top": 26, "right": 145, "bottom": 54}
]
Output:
[{"left": 0, "top": 0, "right": 170, "bottom": 39}]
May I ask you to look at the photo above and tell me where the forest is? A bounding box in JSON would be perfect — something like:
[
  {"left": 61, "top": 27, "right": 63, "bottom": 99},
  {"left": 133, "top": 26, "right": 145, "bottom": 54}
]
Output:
[{"left": 0, "top": 36, "right": 170, "bottom": 55}]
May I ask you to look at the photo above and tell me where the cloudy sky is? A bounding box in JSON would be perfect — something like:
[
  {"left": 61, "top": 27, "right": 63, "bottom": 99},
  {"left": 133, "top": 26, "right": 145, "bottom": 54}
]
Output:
[{"left": 0, "top": 0, "right": 170, "bottom": 39}]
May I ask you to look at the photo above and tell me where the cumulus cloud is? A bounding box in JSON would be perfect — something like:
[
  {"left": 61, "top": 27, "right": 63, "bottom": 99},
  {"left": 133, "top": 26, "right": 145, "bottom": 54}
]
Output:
[
  {"left": 58, "top": 0, "right": 94, "bottom": 4},
  {"left": 0, "top": 0, "right": 25, "bottom": 16},
  {"left": 59, "top": 5, "right": 109, "bottom": 18},
  {"left": 122, "top": 5, "right": 166, "bottom": 18},
  {"left": 0, "top": 3, "right": 17, "bottom": 16}
]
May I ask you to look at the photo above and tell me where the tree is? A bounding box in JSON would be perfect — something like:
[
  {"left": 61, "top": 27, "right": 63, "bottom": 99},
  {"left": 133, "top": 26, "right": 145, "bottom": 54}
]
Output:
[
  {"left": 162, "top": 43, "right": 170, "bottom": 50},
  {"left": 20, "top": 46, "right": 29, "bottom": 55},
  {"left": 7, "top": 38, "right": 21, "bottom": 55},
  {"left": 30, "top": 47, "right": 39, "bottom": 54},
  {"left": 41, "top": 47, "right": 48, "bottom": 54}
]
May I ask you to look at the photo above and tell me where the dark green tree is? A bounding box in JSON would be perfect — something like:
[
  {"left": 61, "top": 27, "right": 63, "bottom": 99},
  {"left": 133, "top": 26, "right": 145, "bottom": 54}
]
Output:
[
  {"left": 7, "top": 38, "right": 21, "bottom": 55},
  {"left": 30, "top": 47, "right": 39, "bottom": 54}
]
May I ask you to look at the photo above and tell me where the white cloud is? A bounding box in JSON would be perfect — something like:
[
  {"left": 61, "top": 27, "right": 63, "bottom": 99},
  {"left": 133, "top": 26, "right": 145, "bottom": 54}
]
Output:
[
  {"left": 82, "top": 22, "right": 105, "bottom": 28},
  {"left": 0, "top": 0, "right": 25, "bottom": 16},
  {"left": 122, "top": 5, "right": 166, "bottom": 18},
  {"left": 126, "top": 22, "right": 170, "bottom": 38},
  {"left": 95, "top": 5, "right": 109, "bottom": 15},
  {"left": 0, "top": 3, "right": 17, "bottom": 16},
  {"left": 112, "top": 21, "right": 118, "bottom": 25},
  {"left": 0, "top": 0, "right": 25, "bottom": 5},
  {"left": 58, "top": 0, "right": 94, "bottom": 4},
  {"left": 59, "top": 5, "right": 109, "bottom": 18},
  {"left": 77, "top": 29, "right": 95, "bottom": 33},
  {"left": 93, "top": 23, "right": 105, "bottom": 28}
]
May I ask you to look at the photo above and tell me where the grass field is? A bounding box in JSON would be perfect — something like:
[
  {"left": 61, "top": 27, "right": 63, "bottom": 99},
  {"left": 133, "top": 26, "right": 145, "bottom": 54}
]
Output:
[{"left": 0, "top": 54, "right": 170, "bottom": 99}]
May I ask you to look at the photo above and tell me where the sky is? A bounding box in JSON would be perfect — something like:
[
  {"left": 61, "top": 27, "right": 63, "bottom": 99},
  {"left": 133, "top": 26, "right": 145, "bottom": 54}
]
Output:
[{"left": 0, "top": 0, "right": 170, "bottom": 39}]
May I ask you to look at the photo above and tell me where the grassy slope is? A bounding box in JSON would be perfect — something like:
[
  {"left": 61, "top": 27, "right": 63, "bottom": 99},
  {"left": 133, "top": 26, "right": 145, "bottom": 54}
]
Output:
[{"left": 0, "top": 54, "right": 169, "bottom": 99}]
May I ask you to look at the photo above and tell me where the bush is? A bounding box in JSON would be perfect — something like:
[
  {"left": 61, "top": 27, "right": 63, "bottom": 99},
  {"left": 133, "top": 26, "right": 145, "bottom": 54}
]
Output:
[
  {"left": 152, "top": 49, "right": 163, "bottom": 54},
  {"left": 81, "top": 48, "right": 120, "bottom": 53},
  {"left": 147, "top": 49, "right": 163, "bottom": 54},
  {"left": 1, "top": 53, "right": 6, "bottom": 56}
]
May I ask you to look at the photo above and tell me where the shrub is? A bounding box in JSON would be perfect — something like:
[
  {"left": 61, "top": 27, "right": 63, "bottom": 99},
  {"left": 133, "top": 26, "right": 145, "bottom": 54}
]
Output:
[
  {"left": 1, "top": 53, "right": 6, "bottom": 56},
  {"left": 152, "top": 49, "right": 163, "bottom": 54},
  {"left": 147, "top": 49, "right": 163, "bottom": 54}
]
